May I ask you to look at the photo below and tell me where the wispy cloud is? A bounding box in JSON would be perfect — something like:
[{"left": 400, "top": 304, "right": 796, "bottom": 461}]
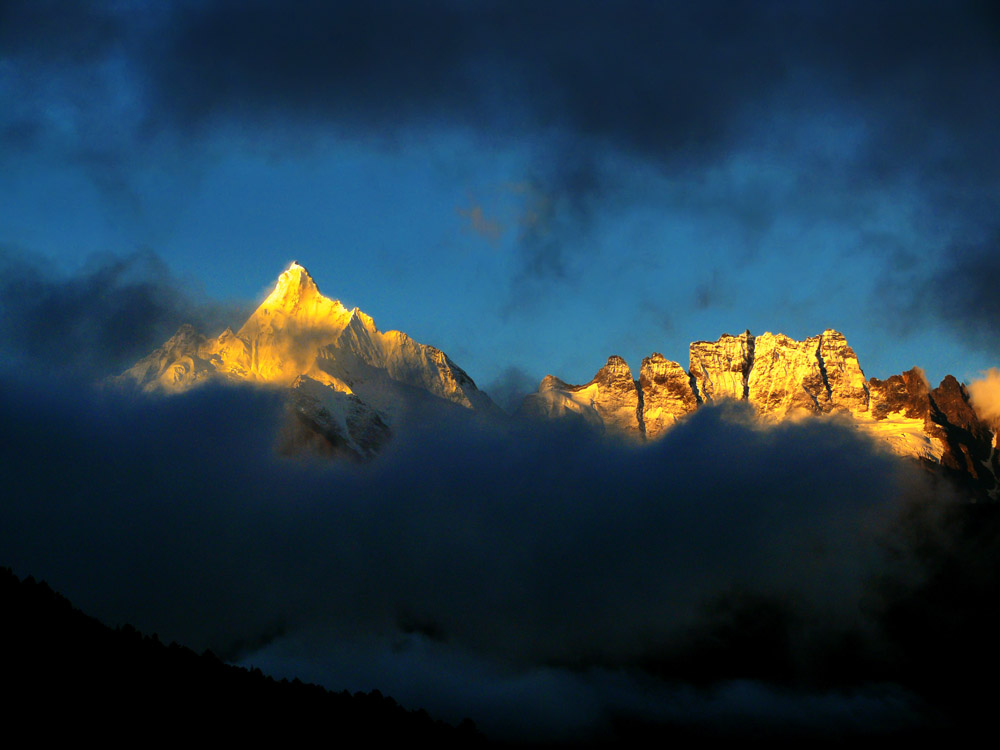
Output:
[
  {"left": 969, "top": 368, "right": 1000, "bottom": 426},
  {"left": 0, "top": 249, "right": 244, "bottom": 377}
]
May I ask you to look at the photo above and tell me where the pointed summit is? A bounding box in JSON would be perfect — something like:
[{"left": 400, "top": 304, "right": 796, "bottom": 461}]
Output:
[
  {"left": 267, "top": 260, "right": 322, "bottom": 310},
  {"left": 237, "top": 262, "right": 351, "bottom": 341},
  {"left": 285, "top": 260, "right": 311, "bottom": 278},
  {"left": 117, "top": 261, "right": 499, "bottom": 459}
]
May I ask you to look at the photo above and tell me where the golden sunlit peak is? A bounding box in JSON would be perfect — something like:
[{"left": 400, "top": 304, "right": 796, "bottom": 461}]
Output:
[
  {"left": 269, "top": 260, "right": 321, "bottom": 302},
  {"left": 280, "top": 260, "right": 316, "bottom": 288}
]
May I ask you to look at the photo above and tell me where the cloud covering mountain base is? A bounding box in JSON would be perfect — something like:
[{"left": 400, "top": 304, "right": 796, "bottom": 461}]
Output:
[{"left": 2, "top": 369, "right": 996, "bottom": 740}]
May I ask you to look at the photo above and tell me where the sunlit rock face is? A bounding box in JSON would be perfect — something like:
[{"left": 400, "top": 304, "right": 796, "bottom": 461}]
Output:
[
  {"left": 118, "top": 262, "right": 496, "bottom": 459},
  {"left": 523, "top": 329, "right": 998, "bottom": 499},
  {"left": 590, "top": 356, "right": 642, "bottom": 436},
  {"left": 520, "top": 356, "right": 641, "bottom": 438},
  {"left": 818, "top": 330, "right": 870, "bottom": 414},
  {"left": 746, "top": 332, "right": 830, "bottom": 417},
  {"left": 639, "top": 354, "right": 698, "bottom": 439},
  {"left": 742, "top": 329, "right": 870, "bottom": 419},
  {"left": 235, "top": 262, "right": 355, "bottom": 384},
  {"left": 689, "top": 330, "right": 754, "bottom": 402}
]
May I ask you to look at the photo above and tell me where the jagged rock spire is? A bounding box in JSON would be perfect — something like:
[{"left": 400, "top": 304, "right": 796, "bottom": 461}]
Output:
[
  {"left": 640, "top": 354, "right": 698, "bottom": 438},
  {"left": 689, "top": 330, "right": 755, "bottom": 402}
]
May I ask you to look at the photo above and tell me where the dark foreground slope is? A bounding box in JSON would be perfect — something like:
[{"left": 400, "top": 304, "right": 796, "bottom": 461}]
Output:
[{"left": 1, "top": 567, "right": 482, "bottom": 745}]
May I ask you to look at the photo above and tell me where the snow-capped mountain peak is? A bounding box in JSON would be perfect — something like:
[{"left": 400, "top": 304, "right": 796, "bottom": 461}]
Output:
[
  {"left": 236, "top": 262, "right": 353, "bottom": 355},
  {"left": 256, "top": 260, "right": 326, "bottom": 316},
  {"left": 117, "top": 262, "right": 497, "bottom": 459}
]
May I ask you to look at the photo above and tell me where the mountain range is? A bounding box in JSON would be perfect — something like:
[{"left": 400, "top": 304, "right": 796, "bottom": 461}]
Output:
[
  {"left": 524, "top": 330, "right": 999, "bottom": 499},
  {"left": 119, "top": 262, "right": 999, "bottom": 498}
]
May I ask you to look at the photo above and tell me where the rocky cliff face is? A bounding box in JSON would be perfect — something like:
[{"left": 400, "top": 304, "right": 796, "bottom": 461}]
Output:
[
  {"left": 869, "top": 368, "right": 930, "bottom": 421},
  {"left": 118, "top": 262, "right": 497, "bottom": 459},
  {"left": 590, "top": 356, "right": 643, "bottom": 435},
  {"left": 819, "top": 330, "right": 871, "bottom": 413},
  {"left": 638, "top": 354, "right": 698, "bottom": 439},
  {"left": 524, "top": 329, "right": 998, "bottom": 499},
  {"left": 928, "top": 376, "right": 999, "bottom": 497},
  {"left": 519, "top": 356, "right": 641, "bottom": 438},
  {"left": 746, "top": 332, "right": 831, "bottom": 417},
  {"left": 690, "top": 330, "right": 754, "bottom": 402}
]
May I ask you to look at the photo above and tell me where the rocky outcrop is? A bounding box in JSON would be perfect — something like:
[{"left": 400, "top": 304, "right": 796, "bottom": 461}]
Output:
[
  {"left": 118, "top": 324, "right": 216, "bottom": 391},
  {"left": 639, "top": 354, "right": 698, "bottom": 439},
  {"left": 862, "top": 370, "right": 999, "bottom": 497},
  {"left": 928, "top": 376, "right": 1000, "bottom": 498},
  {"left": 868, "top": 368, "right": 931, "bottom": 421},
  {"left": 282, "top": 375, "right": 391, "bottom": 461}
]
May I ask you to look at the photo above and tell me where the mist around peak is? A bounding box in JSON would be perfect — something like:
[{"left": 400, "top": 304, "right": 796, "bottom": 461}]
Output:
[{"left": 969, "top": 368, "right": 1000, "bottom": 428}]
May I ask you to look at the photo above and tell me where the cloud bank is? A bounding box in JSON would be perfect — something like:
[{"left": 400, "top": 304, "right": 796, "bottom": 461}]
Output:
[{"left": 2, "top": 354, "right": 991, "bottom": 739}]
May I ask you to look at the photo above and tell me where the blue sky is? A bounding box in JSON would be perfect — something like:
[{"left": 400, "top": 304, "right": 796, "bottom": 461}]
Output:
[{"left": 2, "top": 0, "right": 999, "bottom": 395}]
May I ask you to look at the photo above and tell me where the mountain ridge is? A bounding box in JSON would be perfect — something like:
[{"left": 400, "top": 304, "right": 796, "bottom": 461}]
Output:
[
  {"left": 523, "top": 329, "right": 999, "bottom": 500},
  {"left": 117, "top": 263, "right": 998, "bottom": 496}
]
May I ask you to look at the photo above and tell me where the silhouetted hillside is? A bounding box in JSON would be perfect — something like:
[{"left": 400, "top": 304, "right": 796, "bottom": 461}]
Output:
[{"left": 1, "top": 567, "right": 483, "bottom": 745}]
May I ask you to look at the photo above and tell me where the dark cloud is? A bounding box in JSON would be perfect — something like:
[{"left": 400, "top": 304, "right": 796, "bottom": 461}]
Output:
[
  {"left": 511, "top": 155, "right": 612, "bottom": 285},
  {"left": 2, "top": 357, "right": 992, "bottom": 739},
  {"left": 0, "top": 0, "right": 124, "bottom": 64},
  {"left": 693, "top": 268, "right": 733, "bottom": 311},
  {"left": 4, "top": 1, "right": 1000, "bottom": 307},
  {"left": 4, "top": 2, "right": 995, "bottom": 197},
  {"left": 925, "top": 232, "right": 1000, "bottom": 353},
  {"left": 135, "top": 1, "right": 996, "bottom": 165},
  {"left": 3, "top": 1, "right": 988, "bottom": 177},
  {"left": 874, "top": 229, "right": 1000, "bottom": 357},
  {"left": 0, "top": 249, "right": 244, "bottom": 377}
]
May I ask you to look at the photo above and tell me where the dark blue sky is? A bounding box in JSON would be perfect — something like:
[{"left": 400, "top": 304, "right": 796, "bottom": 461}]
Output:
[{"left": 2, "top": 0, "right": 999, "bottom": 390}]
